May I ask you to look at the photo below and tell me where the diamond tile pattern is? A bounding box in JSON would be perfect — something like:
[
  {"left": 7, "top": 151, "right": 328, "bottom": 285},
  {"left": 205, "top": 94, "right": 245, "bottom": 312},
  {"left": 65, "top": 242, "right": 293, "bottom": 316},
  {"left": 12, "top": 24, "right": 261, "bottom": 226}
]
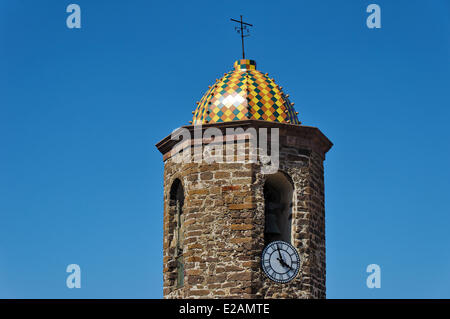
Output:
[{"left": 192, "top": 59, "right": 300, "bottom": 125}]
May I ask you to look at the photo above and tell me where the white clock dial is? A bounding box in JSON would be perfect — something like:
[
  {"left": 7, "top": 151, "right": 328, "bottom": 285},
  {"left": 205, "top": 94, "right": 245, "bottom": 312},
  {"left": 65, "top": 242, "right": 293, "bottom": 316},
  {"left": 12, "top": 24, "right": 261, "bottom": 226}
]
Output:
[{"left": 261, "top": 240, "right": 300, "bottom": 283}]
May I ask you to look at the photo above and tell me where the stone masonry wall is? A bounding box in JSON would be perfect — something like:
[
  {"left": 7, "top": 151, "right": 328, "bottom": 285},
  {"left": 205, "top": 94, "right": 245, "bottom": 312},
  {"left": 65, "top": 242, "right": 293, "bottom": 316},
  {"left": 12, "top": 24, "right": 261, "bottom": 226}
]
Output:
[
  {"left": 163, "top": 142, "right": 257, "bottom": 298},
  {"left": 252, "top": 146, "right": 326, "bottom": 298},
  {"left": 160, "top": 123, "right": 330, "bottom": 299}
]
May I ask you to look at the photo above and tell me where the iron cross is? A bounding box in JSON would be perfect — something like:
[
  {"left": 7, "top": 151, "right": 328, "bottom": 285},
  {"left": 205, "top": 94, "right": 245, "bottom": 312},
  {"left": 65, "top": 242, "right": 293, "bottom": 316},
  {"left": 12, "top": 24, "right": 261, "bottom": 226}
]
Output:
[{"left": 230, "top": 15, "right": 253, "bottom": 59}]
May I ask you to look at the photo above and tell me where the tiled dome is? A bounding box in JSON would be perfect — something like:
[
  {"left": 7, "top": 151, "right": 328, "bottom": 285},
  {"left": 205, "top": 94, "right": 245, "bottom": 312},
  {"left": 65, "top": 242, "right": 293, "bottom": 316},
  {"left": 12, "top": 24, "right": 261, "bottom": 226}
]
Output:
[{"left": 192, "top": 59, "right": 300, "bottom": 125}]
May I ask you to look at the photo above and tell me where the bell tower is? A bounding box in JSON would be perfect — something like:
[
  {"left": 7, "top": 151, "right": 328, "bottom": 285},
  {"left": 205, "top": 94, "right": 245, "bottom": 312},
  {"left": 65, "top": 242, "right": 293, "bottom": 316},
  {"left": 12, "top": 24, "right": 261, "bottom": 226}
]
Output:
[{"left": 156, "top": 59, "right": 332, "bottom": 299}]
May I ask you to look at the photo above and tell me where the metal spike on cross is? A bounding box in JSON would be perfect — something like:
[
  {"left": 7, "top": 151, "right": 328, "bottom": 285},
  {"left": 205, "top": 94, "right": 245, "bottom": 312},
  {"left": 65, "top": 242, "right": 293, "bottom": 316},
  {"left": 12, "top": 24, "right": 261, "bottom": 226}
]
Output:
[{"left": 230, "top": 15, "right": 253, "bottom": 59}]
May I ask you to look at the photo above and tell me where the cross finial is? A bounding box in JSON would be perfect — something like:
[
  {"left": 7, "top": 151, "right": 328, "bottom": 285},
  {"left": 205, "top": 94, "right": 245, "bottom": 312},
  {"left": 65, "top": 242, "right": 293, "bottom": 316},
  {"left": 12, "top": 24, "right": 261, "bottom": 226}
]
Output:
[{"left": 230, "top": 15, "right": 253, "bottom": 59}]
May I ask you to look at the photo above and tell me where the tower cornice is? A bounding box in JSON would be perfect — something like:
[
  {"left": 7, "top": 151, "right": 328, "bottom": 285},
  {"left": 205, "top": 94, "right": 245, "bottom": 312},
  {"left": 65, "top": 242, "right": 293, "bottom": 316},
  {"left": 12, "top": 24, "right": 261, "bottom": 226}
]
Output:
[{"left": 155, "top": 120, "right": 332, "bottom": 162}]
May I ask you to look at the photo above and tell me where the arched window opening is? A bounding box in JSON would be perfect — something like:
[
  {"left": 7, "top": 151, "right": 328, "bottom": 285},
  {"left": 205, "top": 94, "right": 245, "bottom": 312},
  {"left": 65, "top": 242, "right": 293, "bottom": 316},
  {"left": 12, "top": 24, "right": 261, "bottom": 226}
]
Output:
[
  {"left": 264, "top": 172, "right": 293, "bottom": 245},
  {"left": 169, "top": 179, "right": 185, "bottom": 288}
]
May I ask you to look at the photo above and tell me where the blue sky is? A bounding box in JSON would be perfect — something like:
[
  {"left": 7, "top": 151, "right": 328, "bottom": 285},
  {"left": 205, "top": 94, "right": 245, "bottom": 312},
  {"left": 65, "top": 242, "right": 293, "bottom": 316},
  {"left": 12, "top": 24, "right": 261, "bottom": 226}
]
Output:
[{"left": 0, "top": 0, "right": 449, "bottom": 298}]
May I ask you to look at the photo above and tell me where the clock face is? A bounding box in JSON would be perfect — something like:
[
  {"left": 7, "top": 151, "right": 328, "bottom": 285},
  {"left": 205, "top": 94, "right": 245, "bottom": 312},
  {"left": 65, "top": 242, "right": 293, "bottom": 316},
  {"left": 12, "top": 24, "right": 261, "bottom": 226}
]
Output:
[{"left": 261, "top": 240, "right": 300, "bottom": 283}]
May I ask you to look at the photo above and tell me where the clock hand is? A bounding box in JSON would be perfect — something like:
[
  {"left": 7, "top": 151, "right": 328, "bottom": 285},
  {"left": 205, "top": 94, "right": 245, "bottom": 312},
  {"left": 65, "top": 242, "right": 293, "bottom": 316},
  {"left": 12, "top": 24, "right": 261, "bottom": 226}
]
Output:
[
  {"left": 277, "top": 244, "right": 292, "bottom": 268},
  {"left": 275, "top": 244, "right": 294, "bottom": 270},
  {"left": 284, "top": 261, "right": 293, "bottom": 270},
  {"left": 277, "top": 257, "right": 293, "bottom": 270},
  {"left": 276, "top": 244, "right": 284, "bottom": 262}
]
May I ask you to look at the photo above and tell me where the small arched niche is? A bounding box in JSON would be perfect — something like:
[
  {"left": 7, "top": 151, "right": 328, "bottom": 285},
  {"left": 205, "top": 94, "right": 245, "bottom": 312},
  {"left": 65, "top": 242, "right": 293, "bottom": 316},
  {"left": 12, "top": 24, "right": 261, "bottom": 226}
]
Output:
[
  {"left": 169, "top": 178, "right": 185, "bottom": 288},
  {"left": 263, "top": 172, "right": 294, "bottom": 245}
]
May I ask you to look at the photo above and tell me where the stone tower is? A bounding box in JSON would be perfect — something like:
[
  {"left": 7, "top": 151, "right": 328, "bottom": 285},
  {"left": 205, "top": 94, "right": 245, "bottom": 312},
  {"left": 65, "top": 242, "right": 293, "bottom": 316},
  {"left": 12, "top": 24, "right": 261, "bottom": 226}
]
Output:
[{"left": 156, "top": 59, "right": 332, "bottom": 299}]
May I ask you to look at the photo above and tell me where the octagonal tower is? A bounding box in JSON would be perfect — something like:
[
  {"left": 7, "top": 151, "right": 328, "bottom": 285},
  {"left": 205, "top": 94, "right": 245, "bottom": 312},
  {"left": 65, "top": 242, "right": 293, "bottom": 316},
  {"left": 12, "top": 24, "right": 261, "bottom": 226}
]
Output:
[{"left": 156, "top": 59, "right": 332, "bottom": 299}]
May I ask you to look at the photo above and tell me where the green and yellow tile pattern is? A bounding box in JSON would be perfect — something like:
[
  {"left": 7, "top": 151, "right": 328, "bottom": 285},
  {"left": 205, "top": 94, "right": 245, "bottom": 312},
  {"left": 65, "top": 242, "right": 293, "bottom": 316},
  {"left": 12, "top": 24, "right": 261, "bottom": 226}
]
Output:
[{"left": 192, "top": 59, "right": 300, "bottom": 125}]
